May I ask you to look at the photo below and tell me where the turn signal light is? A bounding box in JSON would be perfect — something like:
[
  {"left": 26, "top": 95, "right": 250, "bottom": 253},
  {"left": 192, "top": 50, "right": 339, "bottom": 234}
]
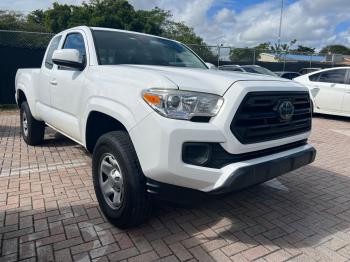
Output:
[{"left": 143, "top": 93, "right": 161, "bottom": 105}]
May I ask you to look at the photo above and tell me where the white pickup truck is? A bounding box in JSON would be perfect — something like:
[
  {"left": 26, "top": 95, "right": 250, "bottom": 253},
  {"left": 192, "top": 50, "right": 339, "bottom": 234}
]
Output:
[{"left": 15, "top": 26, "right": 316, "bottom": 228}]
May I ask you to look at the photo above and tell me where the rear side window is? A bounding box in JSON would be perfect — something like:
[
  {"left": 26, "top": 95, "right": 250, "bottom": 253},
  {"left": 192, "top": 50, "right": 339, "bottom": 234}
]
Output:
[
  {"left": 63, "top": 33, "right": 86, "bottom": 63},
  {"left": 309, "top": 72, "right": 322, "bottom": 82},
  {"left": 220, "top": 67, "right": 242, "bottom": 72},
  {"left": 288, "top": 73, "right": 299, "bottom": 79},
  {"left": 45, "top": 35, "right": 62, "bottom": 69},
  {"left": 310, "top": 69, "right": 347, "bottom": 84}
]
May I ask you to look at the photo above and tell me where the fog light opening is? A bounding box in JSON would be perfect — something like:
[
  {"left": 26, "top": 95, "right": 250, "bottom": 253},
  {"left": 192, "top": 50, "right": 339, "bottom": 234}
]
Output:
[{"left": 182, "top": 143, "right": 212, "bottom": 166}]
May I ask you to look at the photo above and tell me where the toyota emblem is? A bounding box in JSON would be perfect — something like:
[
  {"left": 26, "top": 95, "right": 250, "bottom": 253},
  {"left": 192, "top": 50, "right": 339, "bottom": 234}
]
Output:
[{"left": 278, "top": 100, "right": 294, "bottom": 121}]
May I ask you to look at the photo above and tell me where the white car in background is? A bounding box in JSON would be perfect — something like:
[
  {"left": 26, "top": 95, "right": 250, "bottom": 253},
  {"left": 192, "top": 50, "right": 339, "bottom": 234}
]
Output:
[
  {"left": 218, "top": 65, "right": 278, "bottom": 77},
  {"left": 294, "top": 67, "right": 350, "bottom": 117}
]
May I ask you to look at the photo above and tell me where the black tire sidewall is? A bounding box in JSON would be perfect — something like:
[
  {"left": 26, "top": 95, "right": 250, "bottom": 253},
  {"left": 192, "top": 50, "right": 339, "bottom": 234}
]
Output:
[
  {"left": 20, "top": 101, "right": 44, "bottom": 145},
  {"left": 92, "top": 132, "right": 148, "bottom": 227},
  {"left": 93, "top": 144, "right": 129, "bottom": 219},
  {"left": 20, "top": 102, "right": 31, "bottom": 144}
]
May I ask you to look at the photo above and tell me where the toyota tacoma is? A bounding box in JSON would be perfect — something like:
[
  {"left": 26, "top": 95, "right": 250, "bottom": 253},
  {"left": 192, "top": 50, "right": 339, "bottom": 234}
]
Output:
[{"left": 15, "top": 26, "right": 316, "bottom": 228}]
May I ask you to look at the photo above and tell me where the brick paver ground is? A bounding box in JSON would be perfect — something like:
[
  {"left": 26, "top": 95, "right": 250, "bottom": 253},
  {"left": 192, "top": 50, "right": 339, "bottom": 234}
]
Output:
[{"left": 1, "top": 110, "right": 350, "bottom": 262}]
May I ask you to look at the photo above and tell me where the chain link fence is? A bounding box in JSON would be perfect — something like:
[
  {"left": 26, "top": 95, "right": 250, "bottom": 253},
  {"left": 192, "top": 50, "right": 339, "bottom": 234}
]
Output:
[
  {"left": 0, "top": 30, "right": 52, "bottom": 104},
  {"left": 0, "top": 30, "right": 54, "bottom": 49},
  {"left": 187, "top": 44, "right": 349, "bottom": 70}
]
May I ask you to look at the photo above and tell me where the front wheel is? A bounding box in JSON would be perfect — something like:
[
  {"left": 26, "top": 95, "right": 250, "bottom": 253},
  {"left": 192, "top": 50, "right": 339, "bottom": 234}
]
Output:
[
  {"left": 20, "top": 101, "right": 45, "bottom": 145},
  {"left": 92, "top": 131, "right": 151, "bottom": 228}
]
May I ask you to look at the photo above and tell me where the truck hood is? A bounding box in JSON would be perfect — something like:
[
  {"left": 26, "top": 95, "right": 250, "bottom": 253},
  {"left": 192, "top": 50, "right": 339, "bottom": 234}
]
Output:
[
  {"left": 123, "top": 65, "right": 291, "bottom": 95},
  {"left": 98, "top": 65, "right": 295, "bottom": 96}
]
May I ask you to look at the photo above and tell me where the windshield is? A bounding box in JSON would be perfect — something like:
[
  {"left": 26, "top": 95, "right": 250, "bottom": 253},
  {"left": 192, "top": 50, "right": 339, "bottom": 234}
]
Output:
[
  {"left": 92, "top": 30, "right": 207, "bottom": 69},
  {"left": 241, "top": 66, "right": 277, "bottom": 76}
]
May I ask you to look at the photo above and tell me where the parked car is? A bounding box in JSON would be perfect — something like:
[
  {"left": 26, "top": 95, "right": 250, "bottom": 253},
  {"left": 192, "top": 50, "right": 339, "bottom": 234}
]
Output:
[
  {"left": 205, "top": 62, "right": 217, "bottom": 69},
  {"left": 15, "top": 26, "right": 316, "bottom": 228},
  {"left": 218, "top": 64, "right": 243, "bottom": 72},
  {"left": 274, "top": 71, "right": 301, "bottom": 80},
  {"left": 299, "top": 68, "right": 322, "bottom": 75},
  {"left": 219, "top": 64, "right": 278, "bottom": 77},
  {"left": 294, "top": 67, "right": 350, "bottom": 117}
]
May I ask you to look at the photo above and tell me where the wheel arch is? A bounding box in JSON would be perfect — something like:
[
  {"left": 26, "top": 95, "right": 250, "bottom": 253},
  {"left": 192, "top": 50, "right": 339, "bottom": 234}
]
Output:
[
  {"left": 16, "top": 89, "right": 27, "bottom": 107},
  {"left": 83, "top": 97, "right": 140, "bottom": 153},
  {"left": 85, "top": 110, "right": 130, "bottom": 153}
]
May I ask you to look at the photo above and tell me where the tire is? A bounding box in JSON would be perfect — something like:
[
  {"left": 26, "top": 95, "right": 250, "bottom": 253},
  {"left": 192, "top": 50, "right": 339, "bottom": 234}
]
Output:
[
  {"left": 20, "top": 101, "right": 45, "bottom": 146},
  {"left": 92, "top": 131, "right": 151, "bottom": 228}
]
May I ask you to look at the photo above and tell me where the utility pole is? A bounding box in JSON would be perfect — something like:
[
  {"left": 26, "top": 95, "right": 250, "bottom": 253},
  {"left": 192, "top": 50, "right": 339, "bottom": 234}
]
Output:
[
  {"left": 277, "top": 0, "right": 284, "bottom": 49},
  {"left": 217, "top": 44, "right": 220, "bottom": 66}
]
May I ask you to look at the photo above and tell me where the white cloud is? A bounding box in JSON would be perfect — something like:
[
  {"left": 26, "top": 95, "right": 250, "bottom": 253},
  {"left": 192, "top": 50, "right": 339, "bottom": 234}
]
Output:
[
  {"left": 214, "top": 8, "right": 236, "bottom": 24},
  {"left": 129, "top": 0, "right": 350, "bottom": 48},
  {"left": 1, "top": 0, "right": 349, "bottom": 48},
  {"left": 235, "top": 0, "right": 350, "bottom": 48}
]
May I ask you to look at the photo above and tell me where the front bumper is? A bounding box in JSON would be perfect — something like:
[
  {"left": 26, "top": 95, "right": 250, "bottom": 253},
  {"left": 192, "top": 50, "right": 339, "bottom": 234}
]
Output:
[
  {"left": 145, "top": 145, "right": 316, "bottom": 202},
  {"left": 129, "top": 111, "right": 314, "bottom": 193},
  {"left": 210, "top": 144, "right": 316, "bottom": 194}
]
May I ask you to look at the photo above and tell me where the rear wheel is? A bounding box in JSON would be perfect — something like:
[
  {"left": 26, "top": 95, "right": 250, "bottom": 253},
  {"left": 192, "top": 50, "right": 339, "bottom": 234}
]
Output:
[
  {"left": 20, "top": 101, "right": 45, "bottom": 145},
  {"left": 92, "top": 131, "right": 151, "bottom": 228}
]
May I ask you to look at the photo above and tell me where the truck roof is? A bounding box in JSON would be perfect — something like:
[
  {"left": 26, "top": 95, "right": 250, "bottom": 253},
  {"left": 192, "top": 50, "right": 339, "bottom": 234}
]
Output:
[{"left": 57, "top": 26, "right": 181, "bottom": 45}]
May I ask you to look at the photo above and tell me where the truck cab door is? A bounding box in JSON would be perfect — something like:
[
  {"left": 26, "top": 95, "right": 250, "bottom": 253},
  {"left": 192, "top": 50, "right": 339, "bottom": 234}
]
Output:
[
  {"left": 37, "top": 35, "right": 62, "bottom": 117},
  {"left": 49, "top": 31, "right": 88, "bottom": 142}
]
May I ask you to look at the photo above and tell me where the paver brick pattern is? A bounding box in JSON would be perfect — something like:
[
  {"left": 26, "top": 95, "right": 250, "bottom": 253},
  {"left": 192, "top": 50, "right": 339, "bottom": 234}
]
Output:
[{"left": 1, "top": 111, "right": 350, "bottom": 261}]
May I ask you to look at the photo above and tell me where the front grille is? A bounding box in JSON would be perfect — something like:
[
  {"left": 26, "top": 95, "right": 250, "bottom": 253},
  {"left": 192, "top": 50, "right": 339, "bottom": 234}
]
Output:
[{"left": 231, "top": 91, "right": 312, "bottom": 144}]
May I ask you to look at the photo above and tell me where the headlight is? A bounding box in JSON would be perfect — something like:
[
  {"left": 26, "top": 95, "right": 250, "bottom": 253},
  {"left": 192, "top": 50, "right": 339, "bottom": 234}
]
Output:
[{"left": 142, "top": 89, "right": 224, "bottom": 120}]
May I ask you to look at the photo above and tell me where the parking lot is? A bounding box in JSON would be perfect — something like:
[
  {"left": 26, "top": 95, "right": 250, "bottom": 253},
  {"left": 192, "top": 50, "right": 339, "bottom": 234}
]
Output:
[{"left": 0, "top": 111, "right": 350, "bottom": 262}]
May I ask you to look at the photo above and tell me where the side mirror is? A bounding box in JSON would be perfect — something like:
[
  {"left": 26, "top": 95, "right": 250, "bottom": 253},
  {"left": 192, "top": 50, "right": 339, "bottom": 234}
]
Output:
[
  {"left": 205, "top": 62, "right": 217, "bottom": 70},
  {"left": 52, "top": 49, "right": 84, "bottom": 70}
]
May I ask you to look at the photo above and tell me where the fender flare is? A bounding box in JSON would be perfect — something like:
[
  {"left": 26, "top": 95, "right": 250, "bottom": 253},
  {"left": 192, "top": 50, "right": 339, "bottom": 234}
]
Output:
[{"left": 82, "top": 97, "right": 137, "bottom": 147}]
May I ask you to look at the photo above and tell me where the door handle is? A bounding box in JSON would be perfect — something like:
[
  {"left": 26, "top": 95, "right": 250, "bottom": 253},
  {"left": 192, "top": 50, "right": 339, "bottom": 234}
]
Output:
[{"left": 50, "top": 80, "right": 57, "bottom": 86}]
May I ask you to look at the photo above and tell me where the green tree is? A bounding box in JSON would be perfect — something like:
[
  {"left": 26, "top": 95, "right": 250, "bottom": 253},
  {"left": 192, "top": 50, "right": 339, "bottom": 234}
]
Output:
[
  {"left": 293, "top": 45, "right": 315, "bottom": 54},
  {"left": 320, "top": 45, "right": 350, "bottom": 55},
  {"left": 229, "top": 48, "right": 254, "bottom": 62},
  {"left": 270, "top": 39, "right": 297, "bottom": 53},
  {"left": 27, "top": 10, "right": 46, "bottom": 27},
  {"left": 0, "top": 10, "right": 45, "bottom": 31},
  {"left": 135, "top": 8, "right": 169, "bottom": 35},
  {"left": 229, "top": 42, "right": 270, "bottom": 62},
  {"left": 269, "top": 39, "right": 297, "bottom": 61},
  {"left": 0, "top": 11, "right": 50, "bottom": 49},
  {"left": 162, "top": 21, "right": 202, "bottom": 44},
  {"left": 0, "top": 0, "right": 214, "bottom": 57},
  {"left": 28, "top": 0, "right": 169, "bottom": 34},
  {"left": 42, "top": 3, "right": 73, "bottom": 32},
  {"left": 254, "top": 42, "right": 270, "bottom": 51},
  {"left": 161, "top": 20, "right": 215, "bottom": 61}
]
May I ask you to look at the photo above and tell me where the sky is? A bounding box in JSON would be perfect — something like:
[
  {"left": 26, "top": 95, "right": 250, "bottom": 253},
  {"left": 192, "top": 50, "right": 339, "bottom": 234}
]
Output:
[{"left": 0, "top": 0, "right": 349, "bottom": 49}]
